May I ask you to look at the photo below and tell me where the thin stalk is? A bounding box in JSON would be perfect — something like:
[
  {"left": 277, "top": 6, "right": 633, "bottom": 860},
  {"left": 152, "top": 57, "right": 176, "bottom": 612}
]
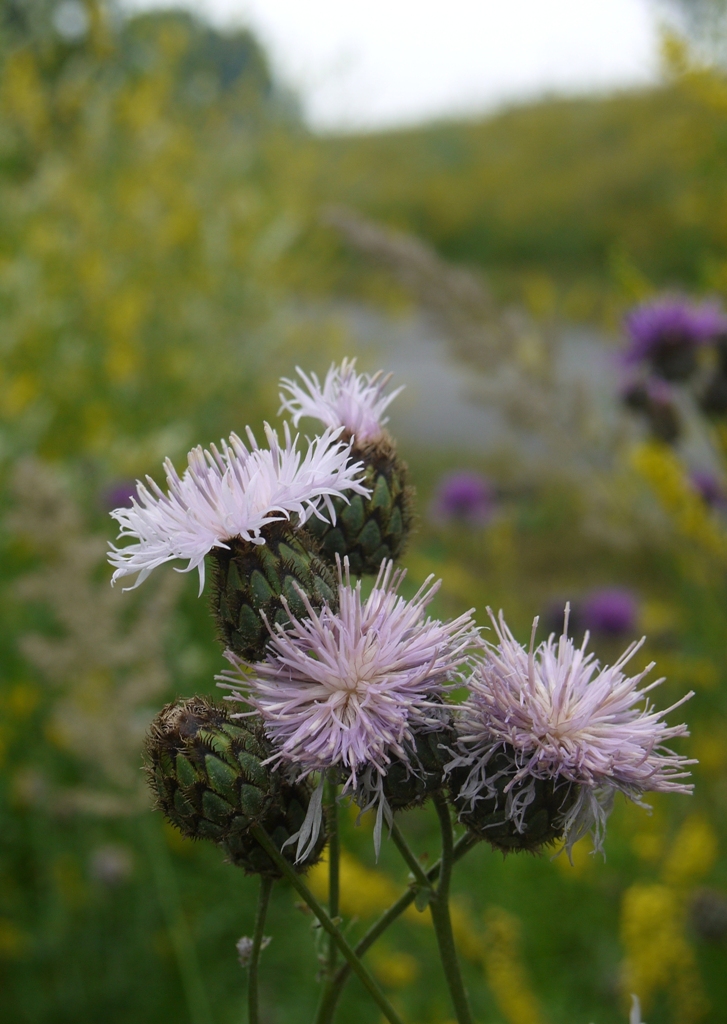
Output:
[
  {"left": 250, "top": 825, "right": 406, "bottom": 1024},
  {"left": 429, "top": 793, "right": 474, "bottom": 1024},
  {"left": 389, "top": 820, "right": 433, "bottom": 891},
  {"left": 316, "top": 831, "right": 478, "bottom": 1024},
  {"left": 313, "top": 775, "right": 341, "bottom": 1024},
  {"left": 248, "top": 876, "right": 273, "bottom": 1024},
  {"left": 325, "top": 773, "right": 340, "bottom": 975},
  {"left": 142, "top": 816, "right": 213, "bottom": 1024}
]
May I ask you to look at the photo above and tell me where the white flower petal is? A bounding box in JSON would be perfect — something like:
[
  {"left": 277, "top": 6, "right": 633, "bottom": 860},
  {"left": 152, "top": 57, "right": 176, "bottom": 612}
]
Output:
[
  {"left": 279, "top": 359, "right": 403, "bottom": 443},
  {"left": 108, "top": 424, "right": 369, "bottom": 590}
]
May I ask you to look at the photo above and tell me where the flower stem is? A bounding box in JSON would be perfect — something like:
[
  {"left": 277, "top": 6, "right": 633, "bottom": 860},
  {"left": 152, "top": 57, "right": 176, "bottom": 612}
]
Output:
[
  {"left": 389, "top": 819, "right": 433, "bottom": 891},
  {"left": 250, "top": 825, "right": 406, "bottom": 1024},
  {"left": 316, "top": 830, "right": 478, "bottom": 1024},
  {"left": 248, "top": 875, "right": 273, "bottom": 1024},
  {"left": 429, "top": 792, "right": 474, "bottom": 1024},
  {"left": 325, "top": 773, "right": 340, "bottom": 975}
]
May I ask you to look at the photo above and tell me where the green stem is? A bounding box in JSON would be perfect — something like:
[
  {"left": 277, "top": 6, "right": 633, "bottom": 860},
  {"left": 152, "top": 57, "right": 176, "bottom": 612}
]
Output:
[
  {"left": 429, "top": 793, "right": 475, "bottom": 1024},
  {"left": 389, "top": 820, "right": 433, "bottom": 891},
  {"left": 313, "top": 775, "right": 341, "bottom": 1024},
  {"left": 250, "top": 825, "right": 406, "bottom": 1024},
  {"left": 316, "top": 830, "right": 478, "bottom": 1024},
  {"left": 142, "top": 816, "right": 213, "bottom": 1024},
  {"left": 248, "top": 875, "right": 273, "bottom": 1024},
  {"left": 325, "top": 773, "right": 340, "bottom": 975}
]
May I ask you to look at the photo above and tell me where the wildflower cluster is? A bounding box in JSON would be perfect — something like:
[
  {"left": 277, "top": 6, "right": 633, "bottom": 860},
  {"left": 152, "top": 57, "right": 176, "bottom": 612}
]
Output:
[{"left": 109, "top": 360, "right": 694, "bottom": 1024}]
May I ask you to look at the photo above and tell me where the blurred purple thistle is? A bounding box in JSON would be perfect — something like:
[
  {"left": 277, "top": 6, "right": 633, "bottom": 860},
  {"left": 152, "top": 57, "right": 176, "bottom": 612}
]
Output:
[
  {"left": 690, "top": 469, "right": 727, "bottom": 511},
  {"left": 623, "top": 296, "right": 727, "bottom": 381},
  {"left": 101, "top": 481, "right": 138, "bottom": 512},
  {"left": 582, "top": 588, "right": 638, "bottom": 636},
  {"left": 430, "top": 471, "right": 496, "bottom": 526}
]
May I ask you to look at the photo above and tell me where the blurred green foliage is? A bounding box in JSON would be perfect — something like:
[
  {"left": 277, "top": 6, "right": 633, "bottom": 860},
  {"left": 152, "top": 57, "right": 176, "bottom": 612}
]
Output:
[{"left": 1, "top": 3, "right": 727, "bottom": 1024}]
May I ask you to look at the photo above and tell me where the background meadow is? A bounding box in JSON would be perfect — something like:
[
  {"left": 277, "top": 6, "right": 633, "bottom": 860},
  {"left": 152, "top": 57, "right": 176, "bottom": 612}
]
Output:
[{"left": 2, "top": 2, "right": 727, "bottom": 1022}]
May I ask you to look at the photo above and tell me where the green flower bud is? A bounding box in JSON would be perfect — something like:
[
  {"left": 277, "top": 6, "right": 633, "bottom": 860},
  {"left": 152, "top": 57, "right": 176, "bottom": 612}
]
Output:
[
  {"left": 449, "top": 748, "right": 577, "bottom": 854},
  {"left": 145, "top": 697, "right": 327, "bottom": 876},
  {"left": 208, "top": 522, "right": 338, "bottom": 661},
  {"left": 306, "top": 434, "right": 415, "bottom": 576}
]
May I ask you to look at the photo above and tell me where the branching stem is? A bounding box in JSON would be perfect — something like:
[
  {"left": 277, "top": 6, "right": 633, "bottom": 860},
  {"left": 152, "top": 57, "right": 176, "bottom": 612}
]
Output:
[
  {"left": 316, "top": 829, "right": 478, "bottom": 1024},
  {"left": 250, "top": 825, "right": 406, "bottom": 1024}
]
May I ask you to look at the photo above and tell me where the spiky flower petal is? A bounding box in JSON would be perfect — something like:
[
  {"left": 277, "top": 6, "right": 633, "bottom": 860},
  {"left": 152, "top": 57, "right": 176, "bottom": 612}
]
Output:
[
  {"left": 451, "top": 608, "right": 694, "bottom": 855},
  {"left": 279, "top": 359, "right": 403, "bottom": 444},
  {"left": 219, "top": 558, "right": 477, "bottom": 855},
  {"left": 108, "top": 423, "right": 368, "bottom": 593}
]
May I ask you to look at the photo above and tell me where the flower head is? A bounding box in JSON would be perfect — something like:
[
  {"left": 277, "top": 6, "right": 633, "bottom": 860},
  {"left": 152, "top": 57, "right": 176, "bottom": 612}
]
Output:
[
  {"left": 220, "top": 558, "right": 477, "bottom": 856},
  {"left": 623, "top": 297, "right": 727, "bottom": 378},
  {"left": 108, "top": 423, "right": 368, "bottom": 593},
  {"left": 279, "top": 359, "right": 403, "bottom": 444},
  {"left": 452, "top": 608, "right": 694, "bottom": 855}
]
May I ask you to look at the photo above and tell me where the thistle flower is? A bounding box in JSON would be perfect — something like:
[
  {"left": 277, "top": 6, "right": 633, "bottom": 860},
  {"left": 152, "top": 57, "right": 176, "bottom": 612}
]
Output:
[
  {"left": 279, "top": 359, "right": 403, "bottom": 444},
  {"left": 623, "top": 297, "right": 727, "bottom": 380},
  {"left": 280, "top": 361, "right": 414, "bottom": 575},
  {"left": 451, "top": 608, "right": 694, "bottom": 856},
  {"left": 219, "top": 558, "right": 477, "bottom": 857},
  {"left": 108, "top": 422, "right": 368, "bottom": 594}
]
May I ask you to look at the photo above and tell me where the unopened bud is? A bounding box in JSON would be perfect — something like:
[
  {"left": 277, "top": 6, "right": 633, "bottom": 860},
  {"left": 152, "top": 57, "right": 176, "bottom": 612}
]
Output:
[
  {"left": 208, "top": 523, "right": 338, "bottom": 661},
  {"left": 306, "top": 433, "right": 414, "bottom": 575},
  {"left": 145, "top": 697, "right": 327, "bottom": 876}
]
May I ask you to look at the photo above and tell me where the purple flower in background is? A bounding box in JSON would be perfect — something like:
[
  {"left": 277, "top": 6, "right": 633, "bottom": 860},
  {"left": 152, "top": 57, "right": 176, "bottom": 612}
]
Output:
[
  {"left": 430, "top": 471, "right": 496, "bottom": 526},
  {"left": 623, "top": 296, "right": 727, "bottom": 381},
  {"left": 450, "top": 607, "right": 694, "bottom": 855},
  {"left": 101, "top": 481, "right": 137, "bottom": 512},
  {"left": 690, "top": 470, "right": 727, "bottom": 511},
  {"left": 582, "top": 588, "right": 639, "bottom": 636}
]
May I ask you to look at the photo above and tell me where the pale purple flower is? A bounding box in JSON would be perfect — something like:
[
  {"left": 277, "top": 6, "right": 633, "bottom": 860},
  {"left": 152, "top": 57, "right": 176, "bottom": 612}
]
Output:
[
  {"left": 279, "top": 359, "right": 403, "bottom": 444},
  {"left": 108, "top": 423, "right": 368, "bottom": 593},
  {"left": 451, "top": 608, "right": 694, "bottom": 855},
  {"left": 219, "top": 558, "right": 477, "bottom": 857},
  {"left": 430, "top": 471, "right": 496, "bottom": 527},
  {"left": 582, "top": 588, "right": 638, "bottom": 636},
  {"left": 623, "top": 296, "right": 727, "bottom": 380}
]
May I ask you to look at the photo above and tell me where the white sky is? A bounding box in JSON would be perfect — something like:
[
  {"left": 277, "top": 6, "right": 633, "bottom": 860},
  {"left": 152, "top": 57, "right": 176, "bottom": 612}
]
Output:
[{"left": 123, "top": 0, "right": 664, "bottom": 132}]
